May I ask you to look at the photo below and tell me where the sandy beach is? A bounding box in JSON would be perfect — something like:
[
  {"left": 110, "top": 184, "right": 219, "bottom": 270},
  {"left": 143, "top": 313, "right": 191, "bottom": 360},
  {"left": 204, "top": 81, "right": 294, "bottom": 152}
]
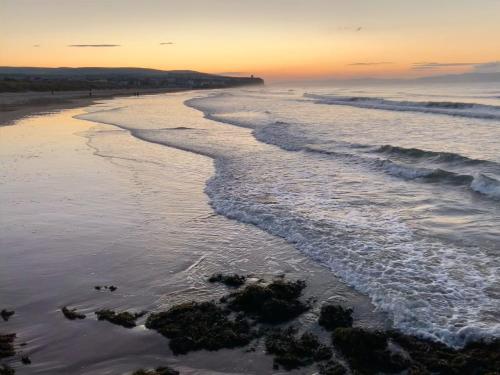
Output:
[
  {"left": 0, "top": 89, "right": 185, "bottom": 127},
  {"left": 1, "top": 87, "right": 499, "bottom": 374},
  {"left": 3, "top": 0, "right": 499, "bottom": 373},
  {"left": 0, "top": 95, "right": 385, "bottom": 374}
]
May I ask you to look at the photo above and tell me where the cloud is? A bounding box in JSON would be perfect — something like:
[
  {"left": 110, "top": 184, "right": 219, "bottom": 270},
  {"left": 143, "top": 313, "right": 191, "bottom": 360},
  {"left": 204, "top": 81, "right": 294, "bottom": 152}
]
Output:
[
  {"left": 412, "top": 61, "right": 500, "bottom": 73},
  {"left": 337, "top": 26, "right": 364, "bottom": 32},
  {"left": 412, "top": 62, "right": 477, "bottom": 70},
  {"left": 160, "top": 42, "right": 174, "bottom": 45},
  {"left": 473, "top": 61, "right": 500, "bottom": 73},
  {"left": 33, "top": 44, "right": 40, "bottom": 47},
  {"left": 349, "top": 62, "right": 392, "bottom": 66},
  {"left": 68, "top": 44, "right": 120, "bottom": 47}
]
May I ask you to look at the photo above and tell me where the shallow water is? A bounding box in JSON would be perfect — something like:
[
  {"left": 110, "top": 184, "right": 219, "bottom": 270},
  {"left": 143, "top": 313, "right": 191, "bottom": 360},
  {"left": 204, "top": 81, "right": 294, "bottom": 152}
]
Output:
[
  {"left": 0, "top": 107, "right": 379, "bottom": 374},
  {"left": 79, "top": 83, "right": 500, "bottom": 347}
]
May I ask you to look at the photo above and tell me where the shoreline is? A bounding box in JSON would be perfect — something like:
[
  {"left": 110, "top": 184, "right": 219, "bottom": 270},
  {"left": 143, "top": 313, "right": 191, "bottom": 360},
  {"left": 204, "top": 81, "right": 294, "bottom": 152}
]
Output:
[
  {"left": 0, "top": 101, "right": 383, "bottom": 374},
  {"left": 0, "top": 88, "right": 188, "bottom": 127},
  {"left": 1, "top": 92, "right": 498, "bottom": 374}
]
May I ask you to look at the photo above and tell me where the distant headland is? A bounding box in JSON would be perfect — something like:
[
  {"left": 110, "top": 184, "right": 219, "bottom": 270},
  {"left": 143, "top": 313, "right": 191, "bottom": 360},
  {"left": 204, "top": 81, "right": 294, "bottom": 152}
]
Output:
[{"left": 0, "top": 67, "right": 264, "bottom": 92}]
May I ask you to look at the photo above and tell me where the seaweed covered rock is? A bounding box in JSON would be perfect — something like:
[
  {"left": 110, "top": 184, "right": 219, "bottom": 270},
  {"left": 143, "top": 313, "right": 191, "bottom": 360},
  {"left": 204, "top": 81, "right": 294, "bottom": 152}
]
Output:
[
  {"left": 318, "top": 305, "right": 353, "bottom": 330},
  {"left": 265, "top": 327, "right": 332, "bottom": 370},
  {"left": 0, "top": 365, "right": 15, "bottom": 375},
  {"left": 0, "top": 333, "right": 16, "bottom": 358},
  {"left": 318, "top": 360, "right": 347, "bottom": 375},
  {"left": 1, "top": 310, "right": 14, "bottom": 322},
  {"left": 226, "top": 279, "right": 309, "bottom": 324},
  {"left": 332, "top": 327, "right": 409, "bottom": 374},
  {"left": 391, "top": 332, "right": 500, "bottom": 375},
  {"left": 132, "top": 367, "right": 179, "bottom": 375},
  {"left": 61, "top": 306, "right": 86, "bottom": 320},
  {"left": 94, "top": 285, "right": 118, "bottom": 292},
  {"left": 330, "top": 325, "right": 499, "bottom": 374},
  {"left": 145, "top": 301, "right": 255, "bottom": 355},
  {"left": 208, "top": 273, "right": 246, "bottom": 287},
  {"left": 21, "top": 356, "right": 31, "bottom": 365},
  {"left": 95, "top": 310, "right": 144, "bottom": 328}
]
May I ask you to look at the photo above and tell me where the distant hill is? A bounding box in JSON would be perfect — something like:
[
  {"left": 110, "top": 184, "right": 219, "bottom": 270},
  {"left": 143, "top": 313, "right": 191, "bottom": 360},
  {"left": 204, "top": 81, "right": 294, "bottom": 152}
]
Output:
[{"left": 0, "top": 67, "right": 264, "bottom": 92}]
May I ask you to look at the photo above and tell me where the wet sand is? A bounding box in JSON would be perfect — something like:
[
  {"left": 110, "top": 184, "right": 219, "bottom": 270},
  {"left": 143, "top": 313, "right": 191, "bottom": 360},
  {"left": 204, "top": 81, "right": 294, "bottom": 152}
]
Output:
[
  {"left": 0, "top": 89, "right": 184, "bottom": 127},
  {"left": 0, "top": 99, "right": 384, "bottom": 374}
]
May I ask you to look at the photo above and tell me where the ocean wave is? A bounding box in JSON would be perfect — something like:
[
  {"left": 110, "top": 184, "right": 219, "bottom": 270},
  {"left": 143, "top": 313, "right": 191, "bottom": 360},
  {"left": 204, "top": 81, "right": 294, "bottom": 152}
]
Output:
[
  {"left": 205, "top": 158, "right": 500, "bottom": 348},
  {"left": 78, "top": 93, "right": 500, "bottom": 347},
  {"left": 300, "top": 143, "right": 500, "bottom": 200},
  {"left": 374, "top": 145, "right": 491, "bottom": 166},
  {"left": 471, "top": 174, "right": 500, "bottom": 199},
  {"left": 380, "top": 160, "right": 500, "bottom": 199},
  {"left": 381, "top": 160, "right": 471, "bottom": 183},
  {"left": 304, "top": 93, "right": 500, "bottom": 120},
  {"left": 188, "top": 93, "right": 500, "bottom": 201}
]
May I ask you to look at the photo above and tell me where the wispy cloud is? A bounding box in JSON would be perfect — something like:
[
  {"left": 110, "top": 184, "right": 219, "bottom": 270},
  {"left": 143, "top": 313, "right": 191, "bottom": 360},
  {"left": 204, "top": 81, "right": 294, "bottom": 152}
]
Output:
[
  {"left": 473, "top": 61, "right": 500, "bottom": 73},
  {"left": 337, "top": 26, "right": 364, "bottom": 32},
  {"left": 348, "top": 62, "right": 392, "bottom": 66},
  {"left": 68, "top": 44, "right": 120, "bottom": 48},
  {"left": 33, "top": 44, "right": 40, "bottom": 47},
  {"left": 412, "top": 62, "right": 477, "bottom": 71},
  {"left": 160, "top": 42, "right": 174, "bottom": 45},
  {"left": 412, "top": 61, "right": 500, "bottom": 73}
]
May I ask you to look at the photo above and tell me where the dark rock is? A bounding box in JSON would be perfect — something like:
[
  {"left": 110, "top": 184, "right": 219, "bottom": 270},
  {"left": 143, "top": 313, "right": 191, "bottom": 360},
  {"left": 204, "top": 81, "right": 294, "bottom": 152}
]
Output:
[
  {"left": 21, "top": 356, "right": 31, "bottom": 365},
  {"left": 332, "top": 327, "right": 409, "bottom": 374},
  {"left": 132, "top": 367, "right": 179, "bottom": 375},
  {"left": 226, "top": 279, "right": 309, "bottom": 324},
  {"left": 95, "top": 310, "right": 141, "bottom": 328},
  {"left": 0, "top": 333, "right": 16, "bottom": 358},
  {"left": 329, "top": 325, "right": 499, "bottom": 374},
  {"left": 318, "top": 305, "right": 353, "bottom": 330},
  {"left": 265, "top": 327, "right": 332, "bottom": 371},
  {"left": 208, "top": 273, "right": 246, "bottom": 287},
  {"left": 390, "top": 332, "right": 500, "bottom": 375},
  {"left": 94, "top": 285, "right": 117, "bottom": 292},
  {"left": 318, "top": 360, "right": 347, "bottom": 375},
  {"left": 145, "top": 301, "right": 255, "bottom": 355},
  {"left": 0, "top": 364, "right": 15, "bottom": 375},
  {"left": 61, "top": 306, "right": 86, "bottom": 320},
  {"left": 1, "top": 310, "right": 15, "bottom": 322}
]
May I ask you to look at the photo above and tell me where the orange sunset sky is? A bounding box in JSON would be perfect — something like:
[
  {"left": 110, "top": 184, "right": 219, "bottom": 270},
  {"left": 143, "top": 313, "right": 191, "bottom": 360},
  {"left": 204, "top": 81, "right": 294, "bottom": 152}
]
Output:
[{"left": 1, "top": 0, "right": 499, "bottom": 80}]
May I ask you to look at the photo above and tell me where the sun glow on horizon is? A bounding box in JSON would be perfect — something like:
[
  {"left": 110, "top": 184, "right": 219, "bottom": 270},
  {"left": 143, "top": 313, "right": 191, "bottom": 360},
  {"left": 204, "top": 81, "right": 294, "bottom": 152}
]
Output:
[{"left": 1, "top": 0, "right": 499, "bottom": 80}]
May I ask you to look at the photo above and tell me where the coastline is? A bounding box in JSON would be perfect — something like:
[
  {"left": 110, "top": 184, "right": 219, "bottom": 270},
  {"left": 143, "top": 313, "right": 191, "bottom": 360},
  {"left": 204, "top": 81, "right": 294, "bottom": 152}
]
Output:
[
  {"left": 0, "top": 99, "right": 385, "bottom": 374},
  {"left": 0, "top": 88, "right": 186, "bottom": 127},
  {"left": 1, "top": 91, "right": 498, "bottom": 374}
]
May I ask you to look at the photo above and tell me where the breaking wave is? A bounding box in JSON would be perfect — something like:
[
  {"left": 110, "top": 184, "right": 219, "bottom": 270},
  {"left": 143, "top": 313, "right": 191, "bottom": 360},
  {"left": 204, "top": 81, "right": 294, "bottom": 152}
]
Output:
[{"left": 304, "top": 93, "right": 500, "bottom": 120}]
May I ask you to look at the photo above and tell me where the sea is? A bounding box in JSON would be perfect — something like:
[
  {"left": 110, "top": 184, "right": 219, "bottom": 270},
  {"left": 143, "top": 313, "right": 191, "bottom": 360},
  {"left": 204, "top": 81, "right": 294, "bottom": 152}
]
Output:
[{"left": 77, "top": 81, "right": 500, "bottom": 348}]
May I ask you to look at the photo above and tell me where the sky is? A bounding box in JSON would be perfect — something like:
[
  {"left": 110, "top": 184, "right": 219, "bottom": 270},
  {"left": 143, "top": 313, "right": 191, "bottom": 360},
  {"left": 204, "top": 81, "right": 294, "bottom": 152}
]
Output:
[{"left": 1, "top": 0, "right": 499, "bottom": 80}]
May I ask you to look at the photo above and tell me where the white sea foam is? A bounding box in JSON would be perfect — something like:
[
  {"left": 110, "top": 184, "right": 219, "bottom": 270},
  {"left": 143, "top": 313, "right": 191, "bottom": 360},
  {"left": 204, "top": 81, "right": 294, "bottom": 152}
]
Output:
[
  {"left": 471, "top": 174, "right": 500, "bottom": 200},
  {"left": 79, "top": 88, "right": 500, "bottom": 347}
]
